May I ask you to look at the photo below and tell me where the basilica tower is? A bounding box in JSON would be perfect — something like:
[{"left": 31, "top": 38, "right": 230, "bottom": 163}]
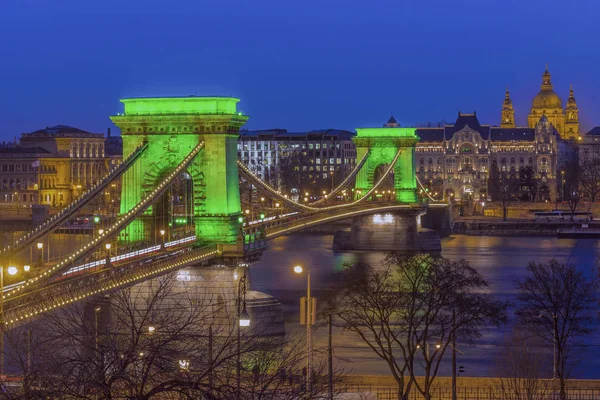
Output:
[
  {"left": 500, "top": 87, "right": 515, "bottom": 128},
  {"left": 564, "top": 84, "right": 580, "bottom": 140},
  {"left": 528, "top": 65, "right": 565, "bottom": 136}
]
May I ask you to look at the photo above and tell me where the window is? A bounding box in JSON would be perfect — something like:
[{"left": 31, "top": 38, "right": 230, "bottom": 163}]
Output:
[
  {"left": 510, "top": 157, "right": 515, "bottom": 164},
  {"left": 520, "top": 157, "right": 524, "bottom": 164},
  {"left": 428, "top": 158, "right": 433, "bottom": 164},
  {"left": 501, "top": 157, "right": 506, "bottom": 164}
]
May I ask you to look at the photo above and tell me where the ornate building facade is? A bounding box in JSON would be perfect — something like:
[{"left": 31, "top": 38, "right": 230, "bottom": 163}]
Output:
[
  {"left": 415, "top": 113, "right": 565, "bottom": 201},
  {"left": 0, "top": 125, "right": 121, "bottom": 215}
]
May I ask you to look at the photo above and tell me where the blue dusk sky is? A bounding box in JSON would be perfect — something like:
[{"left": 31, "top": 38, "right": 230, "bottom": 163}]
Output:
[{"left": 0, "top": 0, "right": 599, "bottom": 140}]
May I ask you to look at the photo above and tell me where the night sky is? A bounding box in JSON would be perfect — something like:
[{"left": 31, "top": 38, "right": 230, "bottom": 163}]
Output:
[{"left": 1, "top": 0, "right": 599, "bottom": 140}]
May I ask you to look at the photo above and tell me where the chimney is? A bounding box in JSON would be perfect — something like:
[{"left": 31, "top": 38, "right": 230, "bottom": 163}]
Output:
[{"left": 107, "top": 128, "right": 111, "bottom": 137}]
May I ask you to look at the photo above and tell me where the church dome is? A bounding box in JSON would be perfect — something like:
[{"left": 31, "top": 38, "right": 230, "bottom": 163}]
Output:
[
  {"left": 532, "top": 65, "right": 563, "bottom": 110},
  {"left": 532, "top": 90, "right": 563, "bottom": 109}
]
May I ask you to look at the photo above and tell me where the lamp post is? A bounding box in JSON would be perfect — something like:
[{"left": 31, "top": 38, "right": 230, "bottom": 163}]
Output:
[
  {"left": 160, "top": 229, "right": 166, "bottom": 249},
  {"left": 1, "top": 265, "right": 20, "bottom": 375},
  {"left": 37, "top": 242, "right": 44, "bottom": 267},
  {"left": 105, "top": 243, "right": 111, "bottom": 265},
  {"left": 94, "top": 306, "right": 101, "bottom": 351},
  {"left": 561, "top": 170, "right": 565, "bottom": 202},
  {"left": 294, "top": 265, "right": 314, "bottom": 395},
  {"left": 237, "top": 268, "right": 250, "bottom": 400}
]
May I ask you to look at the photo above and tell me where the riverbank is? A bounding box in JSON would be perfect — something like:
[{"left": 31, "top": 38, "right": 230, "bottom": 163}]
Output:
[{"left": 453, "top": 219, "right": 600, "bottom": 236}]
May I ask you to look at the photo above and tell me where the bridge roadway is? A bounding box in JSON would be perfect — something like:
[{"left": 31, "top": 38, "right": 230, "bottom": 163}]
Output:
[{"left": 2, "top": 201, "right": 445, "bottom": 328}]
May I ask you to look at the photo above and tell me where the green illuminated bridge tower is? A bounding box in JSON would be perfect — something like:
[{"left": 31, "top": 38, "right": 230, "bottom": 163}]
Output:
[
  {"left": 353, "top": 126, "right": 418, "bottom": 202},
  {"left": 110, "top": 97, "right": 247, "bottom": 248},
  {"left": 347, "top": 125, "right": 440, "bottom": 251}
]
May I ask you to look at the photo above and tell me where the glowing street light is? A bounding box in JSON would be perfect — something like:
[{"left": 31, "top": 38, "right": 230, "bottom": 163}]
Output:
[
  {"left": 294, "top": 264, "right": 314, "bottom": 394},
  {"left": 237, "top": 268, "right": 250, "bottom": 398},
  {"left": 179, "top": 359, "right": 190, "bottom": 371},
  {"left": 160, "top": 229, "right": 166, "bottom": 248}
]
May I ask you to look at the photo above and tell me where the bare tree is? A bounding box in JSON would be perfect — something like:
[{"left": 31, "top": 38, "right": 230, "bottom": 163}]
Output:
[
  {"left": 499, "top": 177, "right": 518, "bottom": 221},
  {"left": 1, "top": 273, "right": 335, "bottom": 399},
  {"left": 323, "top": 253, "right": 507, "bottom": 400},
  {"left": 490, "top": 328, "right": 553, "bottom": 400},
  {"left": 578, "top": 160, "right": 600, "bottom": 202},
  {"left": 564, "top": 190, "right": 580, "bottom": 221},
  {"left": 515, "top": 260, "right": 597, "bottom": 400}
]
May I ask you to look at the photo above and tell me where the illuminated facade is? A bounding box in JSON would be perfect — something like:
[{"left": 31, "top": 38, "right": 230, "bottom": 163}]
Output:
[
  {"left": 354, "top": 122, "right": 418, "bottom": 202},
  {"left": 111, "top": 96, "right": 248, "bottom": 245},
  {"left": 579, "top": 127, "right": 600, "bottom": 165},
  {"left": 524, "top": 65, "right": 580, "bottom": 140},
  {"left": 237, "top": 129, "right": 356, "bottom": 195},
  {"left": 416, "top": 112, "right": 564, "bottom": 201},
  {"left": 0, "top": 125, "right": 117, "bottom": 213}
]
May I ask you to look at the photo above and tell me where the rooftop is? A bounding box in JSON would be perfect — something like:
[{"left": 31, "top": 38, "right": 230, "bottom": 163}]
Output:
[
  {"left": 117, "top": 96, "right": 244, "bottom": 116},
  {"left": 0, "top": 146, "right": 51, "bottom": 155},
  {"left": 586, "top": 127, "right": 600, "bottom": 136}
]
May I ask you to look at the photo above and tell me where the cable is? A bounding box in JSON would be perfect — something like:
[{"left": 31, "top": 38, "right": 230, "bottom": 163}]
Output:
[{"left": 3, "top": 142, "right": 204, "bottom": 298}]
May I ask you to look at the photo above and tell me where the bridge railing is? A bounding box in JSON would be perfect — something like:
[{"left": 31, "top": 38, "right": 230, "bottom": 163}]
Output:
[
  {"left": 4, "top": 244, "right": 219, "bottom": 327},
  {"left": 1, "top": 141, "right": 149, "bottom": 257},
  {"left": 262, "top": 202, "right": 427, "bottom": 239}
]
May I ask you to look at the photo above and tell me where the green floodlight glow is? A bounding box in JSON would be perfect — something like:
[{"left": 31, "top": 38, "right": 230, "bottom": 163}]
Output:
[
  {"left": 238, "top": 216, "right": 244, "bottom": 223},
  {"left": 353, "top": 124, "right": 418, "bottom": 203},
  {"left": 120, "top": 97, "right": 242, "bottom": 116},
  {"left": 260, "top": 213, "right": 265, "bottom": 220},
  {"left": 93, "top": 216, "right": 101, "bottom": 223},
  {"left": 112, "top": 95, "right": 247, "bottom": 245},
  {"left": 355, "top": 127, "right": 417, "bottom": 139}
]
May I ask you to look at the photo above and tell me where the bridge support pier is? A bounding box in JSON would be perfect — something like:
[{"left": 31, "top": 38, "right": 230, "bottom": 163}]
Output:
[{"left": 349, "top": 211, "right": 441, "bottom": 252}]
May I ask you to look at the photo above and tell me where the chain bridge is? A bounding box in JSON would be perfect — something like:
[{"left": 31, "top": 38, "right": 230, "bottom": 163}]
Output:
[{"left": 0, "top": 96, "right": 447, "bottom": 328}]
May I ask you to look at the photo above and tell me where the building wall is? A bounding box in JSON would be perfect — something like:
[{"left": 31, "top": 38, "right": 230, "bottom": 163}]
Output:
[
  {"left": 0, "top": 127, "right": 118, "bottom": 214},
  {"left": 416, "top": 118, "right": 563, "bottom": 202},
  {"left": 237, "top": 130, "right": 356, "bottom": 196}
]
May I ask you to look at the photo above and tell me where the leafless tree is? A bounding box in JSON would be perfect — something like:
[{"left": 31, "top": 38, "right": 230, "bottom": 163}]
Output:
[
  {"left": 578, "top": 160, "right": 600, "bottom": 202},
  {"left": 515, "top": 260, "right": 597, "bottom": 400},
  {"left": 1, "top": 273, "right": 337, "bottom": 399},
  {"left": 565, "top": 190, "right": 580, "bottom": 221},
  {"left": 322, "top": 253, "right": 507, "bottom": 400},
  {"left": 490, "top": 328, "right": 553, "bottom": 400}
]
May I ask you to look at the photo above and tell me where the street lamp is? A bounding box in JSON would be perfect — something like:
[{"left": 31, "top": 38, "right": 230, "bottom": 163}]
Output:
[
  {"left": 105, "top": 243, "right": 111, "bottom": 265},
  {"left": 294, "top": 265, "right": 315, "bottom": 395},
  {"left": 237, "top": 268, "right": 250, "bottom": 399},
  {"left": 0, "top": 265, "right": 22, "bottom": 374},
  {"left": 561, "top": 170, "right": 565, "bottom": 202},
  {"left": 37, "top": 242, "right": 44, "bottom": 267},
  {"left": 160, "top": 229, "right": 166, "bottom": 248},
  {"left": 94, "top": 306, "right": 101, "bottom": 351}
]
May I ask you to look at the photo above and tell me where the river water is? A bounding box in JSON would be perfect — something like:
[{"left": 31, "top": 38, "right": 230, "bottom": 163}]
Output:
[{"left": 249, "top": 233, "right": 600, "bottom": 378}]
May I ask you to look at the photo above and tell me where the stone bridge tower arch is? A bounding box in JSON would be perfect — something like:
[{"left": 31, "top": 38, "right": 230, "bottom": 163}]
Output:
[
  {"left": 110, "top": 96, "right": 248, "bottom": 246},
  {"left": 353, "top": 126, "right": 419, "bottom": 203}
]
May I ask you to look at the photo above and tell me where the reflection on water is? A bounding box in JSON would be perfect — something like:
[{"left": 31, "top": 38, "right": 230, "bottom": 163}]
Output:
[{"left": 250, "top": 233, "right": 600, "bottom": 378}]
